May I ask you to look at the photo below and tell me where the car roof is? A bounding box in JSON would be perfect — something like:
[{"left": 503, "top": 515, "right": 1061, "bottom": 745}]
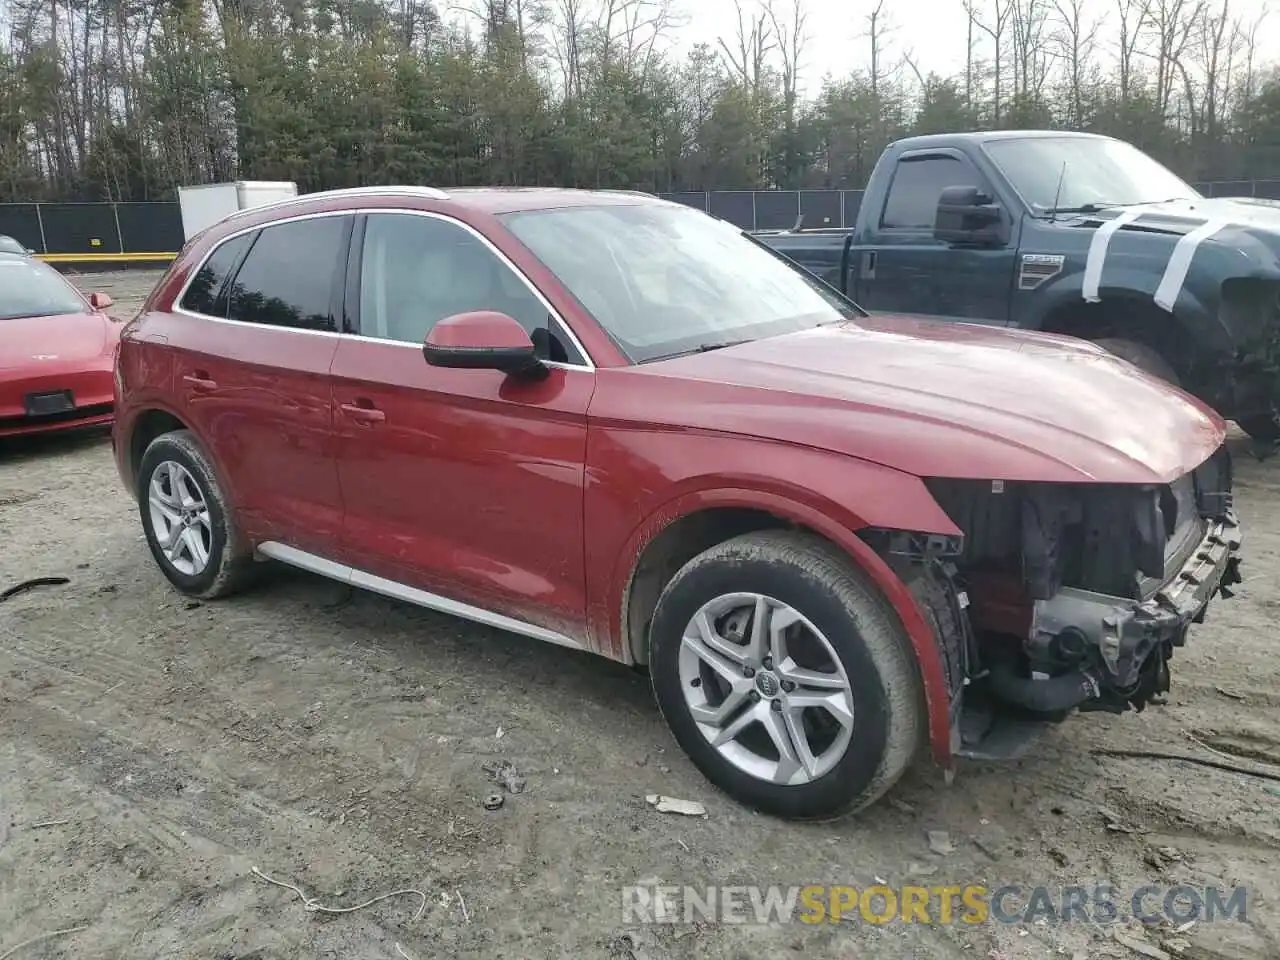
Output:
[
  {"left": 215, "top": 185, "right": 670, "bottom": 230},
  {"left": 443, "top": 187, "right": 661, "bottom": 214},
  {"left": 892, "top": 130, "right": 1115, "bottom": 151}
]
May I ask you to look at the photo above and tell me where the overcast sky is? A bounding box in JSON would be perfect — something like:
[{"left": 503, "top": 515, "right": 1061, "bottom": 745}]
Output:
[{"left": 673, "top": 0, "right": 1276, "bottom": 97}]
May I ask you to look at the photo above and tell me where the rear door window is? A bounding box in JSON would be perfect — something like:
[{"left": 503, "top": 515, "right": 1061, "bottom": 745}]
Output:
[{"left": 226, "top": 216, "right": 351, "bottom": 331}]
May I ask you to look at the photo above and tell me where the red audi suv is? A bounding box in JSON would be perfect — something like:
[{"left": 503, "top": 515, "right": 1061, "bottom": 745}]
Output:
[{"left": 113, "top": 186, "right": 1241, "bottom": 819}]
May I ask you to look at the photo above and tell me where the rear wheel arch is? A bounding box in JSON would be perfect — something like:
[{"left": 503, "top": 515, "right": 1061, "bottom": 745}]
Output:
[
  {"left": 124, "top": 409, "right": 244, "bottom": 520},
  {"left": 136, "top": 428, "right": 257, "bottom": 599},
  {"left": 127, "top": 409, "right": 189, "bottom": 487},
  {"left": 614, "top": 489, "right": 955, "bottom": 766}
]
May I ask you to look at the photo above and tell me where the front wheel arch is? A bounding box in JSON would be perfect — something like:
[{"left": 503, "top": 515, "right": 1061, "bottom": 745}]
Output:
[
  {"left": 648, "top": 528, "right": 925, "bottom": 818},
  {"left": 613, "top": 488, "right": 956, "bottom": 767},
  {"left": 1039, "top": 298, "right": 1191, "bottom": 384}
]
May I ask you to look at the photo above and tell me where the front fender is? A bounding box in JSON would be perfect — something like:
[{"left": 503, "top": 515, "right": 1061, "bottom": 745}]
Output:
[{"left": 584, "top": 427, "right": 960, "bottom": 766}]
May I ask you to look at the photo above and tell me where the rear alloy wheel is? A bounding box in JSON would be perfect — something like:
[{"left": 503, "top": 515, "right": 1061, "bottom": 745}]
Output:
[
  {"left": 649, "top": 530, "right": 923, "bottom": 820},
  {"left": 137, "top": 429, "right": 255, "bottom": 599}
]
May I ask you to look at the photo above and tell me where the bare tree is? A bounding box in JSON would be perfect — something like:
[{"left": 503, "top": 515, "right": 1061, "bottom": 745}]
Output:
[
  {"left": 765, "top": 0, "right": 807, "bottom": 108},
  {"left": 1052, "top": 0, "right": 1102, "bottom": 126},
  {"left": 1009, "top": 0, "right": 1055, "bottom": 100},
  {"left": 1114, "top": 0, "right": 1152, "bottom": 102},
  {"left": 966, "top": 0, "right": 1012, "bottom": 123},
  {"left": 1146, "top": 0, "right": 1205, "bottom": 117},
  {"left": 718, "top": 0, "right": 776, "bottom": 94},
  {"left": 865, "top": 0, "right": 889, "bottom": 102},
  {"left": 549, "top": 0, "right": 587, "bottom": 97}
]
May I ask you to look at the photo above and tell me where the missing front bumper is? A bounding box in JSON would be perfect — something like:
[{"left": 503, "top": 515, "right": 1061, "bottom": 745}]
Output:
[{"left": 1027, "top": 512, "right": 1243, "bottom": 701}]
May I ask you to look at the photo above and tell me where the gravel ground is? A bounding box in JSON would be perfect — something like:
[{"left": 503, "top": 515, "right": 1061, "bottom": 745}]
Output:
[{"left": 1, "top": 270, "right": 1278, "bottom": 959}]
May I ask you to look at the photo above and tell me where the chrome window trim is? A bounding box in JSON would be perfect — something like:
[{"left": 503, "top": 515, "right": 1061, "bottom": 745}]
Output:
[{"left": 172, "top": 207, "right": 595, "bottom": 371}]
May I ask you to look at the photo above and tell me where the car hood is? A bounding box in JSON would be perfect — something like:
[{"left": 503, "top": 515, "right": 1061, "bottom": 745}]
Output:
[
  {"left": 0, "top": 311, "right": 112, "bottom": 371},
  {"left": 627, "top": 319, "right": 1225, "bottom": 484},
  {"left": 1084, "top": 196, "right": 1280, "bottom": 260}
]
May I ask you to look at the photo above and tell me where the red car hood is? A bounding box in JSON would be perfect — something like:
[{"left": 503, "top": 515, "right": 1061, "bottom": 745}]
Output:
[
  {"left": 0, "top": 311, "right": 110, "bottom": 371},
  {"left": 627, "top": 317, "right": 1225, "bottom": 484}
]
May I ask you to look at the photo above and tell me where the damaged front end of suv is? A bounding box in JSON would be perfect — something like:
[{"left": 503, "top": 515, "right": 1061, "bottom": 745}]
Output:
[{"left": 871, "top": 446, "right": 1242, "bottom": 759}]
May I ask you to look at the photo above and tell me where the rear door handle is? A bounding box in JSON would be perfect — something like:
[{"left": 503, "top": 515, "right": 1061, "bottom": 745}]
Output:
[
  {"left": 182, "top": 372, "right": 217, "bottom": 390},
  {"left": 340, "top": 401, "right": 385, "bottom": 423}
]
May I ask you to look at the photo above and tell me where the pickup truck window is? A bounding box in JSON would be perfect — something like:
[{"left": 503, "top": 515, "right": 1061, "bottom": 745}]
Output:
[
  {"left": 881, "top": 156, "right": 980, "bottom": 230},
  {"left": 501, "top": 203, "right": 857, "bottom": 363},
  {"left": 984, "top": 136, "right": 1200, "bottom": 213}
]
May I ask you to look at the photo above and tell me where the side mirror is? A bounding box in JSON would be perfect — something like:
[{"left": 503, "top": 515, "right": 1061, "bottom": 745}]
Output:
[
  {"left": 423, "top": 310, "right": 546, "bottom": 378},
  {"left": 934, "top": 185, "right": 1005, "bottom": 246},
  {"left": 89, "top": 292, "right": 113, "bottom": 309}
]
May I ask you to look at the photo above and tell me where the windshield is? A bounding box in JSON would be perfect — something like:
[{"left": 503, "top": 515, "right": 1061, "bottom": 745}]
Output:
[
  {"left": 0, "top": 256, "right": 87, "bottom": 320},
  {"left": 0, "top": 235, "right": 28, "bottom": 255},
  {"left": 984, "top": 137, "right": 1200, "bottom": 213},
  {"left": 499, "top": 202, "right": 860, "bottom": 362}
]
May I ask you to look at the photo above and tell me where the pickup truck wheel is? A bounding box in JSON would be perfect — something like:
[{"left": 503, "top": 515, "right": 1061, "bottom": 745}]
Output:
[
  {"left": 648, "top": 530, "right": 923, "bottom": 820},
  {"left": 1235, "top": 413, "right": 1280, "bottom": 444},
  {"left": 1092, "top": 337, "right": 1180, "bottom": 385},
  {"left": 137, "top": 429, "right": 256, "bottom": 600}
]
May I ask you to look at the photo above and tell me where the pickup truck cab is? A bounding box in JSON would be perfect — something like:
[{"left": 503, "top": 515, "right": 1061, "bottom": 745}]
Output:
[{"left": 757, "top": 131, "right": 1280, "bottom": 441}]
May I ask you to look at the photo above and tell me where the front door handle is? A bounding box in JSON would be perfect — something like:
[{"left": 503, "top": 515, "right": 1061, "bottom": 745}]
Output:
[
  {"left": 340, "top": 401, "right": 385, "bottom": 424},
  {"left": 182, "top": 372, "right": 217, "bottom": 391}
]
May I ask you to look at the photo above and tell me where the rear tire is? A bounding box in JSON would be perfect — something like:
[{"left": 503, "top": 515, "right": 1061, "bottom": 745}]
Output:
[
  {"left": 137, "top": 429, "right": 256, "bottom": 599},
  {"left": 648, "top": 530, "right": 923, "bottom": 820},
  {"left": 1093, "top": 337, "right": 1180, "bottom": 385}
]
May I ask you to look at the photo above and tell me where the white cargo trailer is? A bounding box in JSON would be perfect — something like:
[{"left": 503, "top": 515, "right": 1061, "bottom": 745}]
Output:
[{"left": 177, "top": 181, "right": 299, "bottom": 241}]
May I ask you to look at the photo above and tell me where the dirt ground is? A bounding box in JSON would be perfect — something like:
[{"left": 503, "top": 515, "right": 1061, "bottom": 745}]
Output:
[{"left": 2, "top": 270, "right": 1279, "bottom": 959}]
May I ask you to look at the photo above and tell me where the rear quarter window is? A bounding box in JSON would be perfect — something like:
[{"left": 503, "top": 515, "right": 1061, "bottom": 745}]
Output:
[{"left": 180, "top": 233, "right": 254, "bottom": 317}]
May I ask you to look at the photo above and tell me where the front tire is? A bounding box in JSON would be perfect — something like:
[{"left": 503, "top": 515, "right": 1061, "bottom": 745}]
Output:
[
  {"left": 1093, "top": 337, "right": 1180, "bottom": 385},
  {"left": 1235, "top": 412, "right": 1280, "bottom": 445},
  {"left": 648, "top": 530, "right": 923, "bottom": 820},
  {"left": 137, "top": 429, "right": 255, "bottom": 599}
]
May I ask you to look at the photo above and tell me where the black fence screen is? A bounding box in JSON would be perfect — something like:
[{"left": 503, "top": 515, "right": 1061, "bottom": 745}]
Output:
[
  {"left": 39, "top": 202, "right": 123, "bottom": 254},
  {"left": 3, "top": 181, "right": 1277, "bottom": 259},
  {"left": 0, "top": 204, "right": 42, "bottom": 252},
  {"left": 117, "top": 202, "right": 184, "bottom": 254}
]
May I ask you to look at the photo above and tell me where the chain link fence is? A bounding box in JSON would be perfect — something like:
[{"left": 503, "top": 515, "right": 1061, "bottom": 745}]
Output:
[{"left": 2, "top": 180, "right": 1277, "bottom": 260}]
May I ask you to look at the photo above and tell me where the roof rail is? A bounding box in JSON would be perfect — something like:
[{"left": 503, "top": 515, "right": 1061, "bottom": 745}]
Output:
[{"left": 221, "top": 185, "right": 450, "bottom": 224}]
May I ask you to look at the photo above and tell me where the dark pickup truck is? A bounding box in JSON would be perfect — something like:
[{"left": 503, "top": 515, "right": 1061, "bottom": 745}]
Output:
[{"left": 757, "top": 131, "right": 1280, "bottom": 441}]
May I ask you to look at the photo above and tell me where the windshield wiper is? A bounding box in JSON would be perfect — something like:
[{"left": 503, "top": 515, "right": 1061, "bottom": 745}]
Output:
[
  {"left": 1043, "top": 201, "right": 1121, "bottom": 215},
  {"left": 1124, "top": 196, "right": 1196, "bottom": 206},
  {"left": 695, "top": 338, "right": 752, "bottom": 352}
]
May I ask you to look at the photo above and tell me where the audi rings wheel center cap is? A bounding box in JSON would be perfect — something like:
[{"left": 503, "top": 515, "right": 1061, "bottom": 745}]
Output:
[{"left": 755, "top": 672, "right": 780, "bottom": 698}]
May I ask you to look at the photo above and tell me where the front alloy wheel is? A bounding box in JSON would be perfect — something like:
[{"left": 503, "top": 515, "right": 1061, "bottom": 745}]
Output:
[
  {"left": 679, "top": 593, "right": 855, "bottom": 786},
  {"left": 650, "top": 530, "right": 924, "bottom": 820}
]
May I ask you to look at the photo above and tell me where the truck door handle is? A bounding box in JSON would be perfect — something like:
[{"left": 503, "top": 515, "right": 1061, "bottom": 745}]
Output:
[
  {"left": 182, "top": 372, "right": 217, "bottom": 391},
  {"left": 861, "top": 251, "right": 877, "bottom": 279},
  {"left": 340, "top": 400, "right": 385, "bottom": 423}
]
